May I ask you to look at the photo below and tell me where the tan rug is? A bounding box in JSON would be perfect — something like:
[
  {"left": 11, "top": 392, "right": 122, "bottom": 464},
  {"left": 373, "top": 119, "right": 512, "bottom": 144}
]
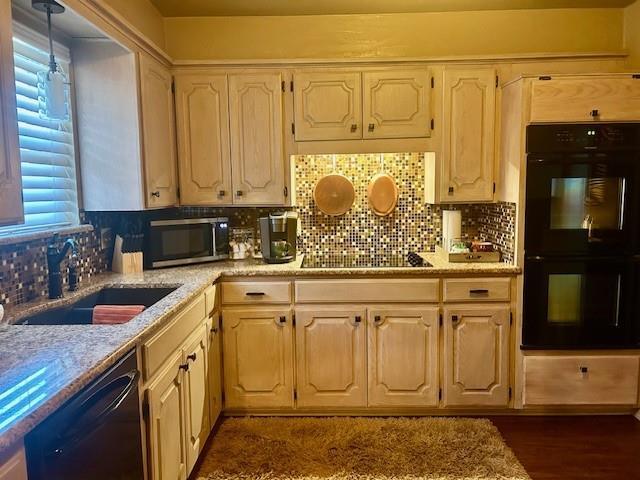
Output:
[{"left": 195, "top": 417, "right": 530, "bottom": 480}]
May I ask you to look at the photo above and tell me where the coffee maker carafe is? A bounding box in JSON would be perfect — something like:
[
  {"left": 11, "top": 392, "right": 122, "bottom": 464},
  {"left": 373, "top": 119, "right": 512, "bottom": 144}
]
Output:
[{"left": 259, "top": 212, "right": 298, "bottom": 264}]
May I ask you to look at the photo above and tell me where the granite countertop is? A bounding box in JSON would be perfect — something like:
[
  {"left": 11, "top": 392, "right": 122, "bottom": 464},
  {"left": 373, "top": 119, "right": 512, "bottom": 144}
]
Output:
[{"left": 0, "top": 254, "right": 520, "bottom": 453}]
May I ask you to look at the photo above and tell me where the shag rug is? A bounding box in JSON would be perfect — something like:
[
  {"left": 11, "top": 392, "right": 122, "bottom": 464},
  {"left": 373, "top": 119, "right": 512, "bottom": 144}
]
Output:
[{"left": 195, "top": 417, "right": 530, "bottom": 480}]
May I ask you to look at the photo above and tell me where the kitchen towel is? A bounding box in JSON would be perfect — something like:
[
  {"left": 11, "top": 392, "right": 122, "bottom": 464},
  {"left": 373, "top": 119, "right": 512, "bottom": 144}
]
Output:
[{"left": 93, "top": 305, "right": 145, "bottom": 324}]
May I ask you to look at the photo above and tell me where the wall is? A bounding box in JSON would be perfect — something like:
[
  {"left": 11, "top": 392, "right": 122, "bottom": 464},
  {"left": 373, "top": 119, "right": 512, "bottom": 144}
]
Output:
[
  {"left": 625, "top": 0, "right": 640, "bottom": 67},
  {"left": 102, "top": 0, "right": 166, "bottom": 49},
  {"left": 164, "top": 8, "right": 624, "bottom": 60}
]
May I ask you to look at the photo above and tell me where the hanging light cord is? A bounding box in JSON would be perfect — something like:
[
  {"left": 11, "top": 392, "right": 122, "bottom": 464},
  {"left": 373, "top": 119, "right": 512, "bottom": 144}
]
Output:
[{"left": 46, "top": 4, "right": 57, "bottom": 74}]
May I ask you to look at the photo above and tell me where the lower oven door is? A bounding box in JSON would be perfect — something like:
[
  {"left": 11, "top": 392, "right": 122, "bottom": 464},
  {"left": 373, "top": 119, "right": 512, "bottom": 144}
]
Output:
[{"left": 523, "top": 256, "right": 640, "bottom": 349}]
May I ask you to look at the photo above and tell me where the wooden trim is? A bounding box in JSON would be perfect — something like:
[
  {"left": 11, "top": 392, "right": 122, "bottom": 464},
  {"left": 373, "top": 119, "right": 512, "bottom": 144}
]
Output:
[
  {"left": 172, "top": 51, "right": 627, "bottom": 68},
  {"left": 59, "top": 0, "right": 171, "bottom": 65},
  {"left": 502, "top": 70, "right": 640, "bottom": 87}
]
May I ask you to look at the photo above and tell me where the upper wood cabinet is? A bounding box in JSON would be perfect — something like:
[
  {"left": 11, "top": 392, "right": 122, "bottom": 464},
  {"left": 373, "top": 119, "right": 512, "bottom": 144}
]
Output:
[
  {"left": 175, "top": 74, "right": 232, "bottom": 205},
  {"left": 441, "top": 68, "right": 496, "bottom": 202},
  {"left": 442, "top": 304, "right": 510, "bottom": 407},
  {"left": 139, "top": 53, "right": 178, "bottom": 207},
  {"left": 222, "top": 308, "right": 294, "bottom": 409},
  {"left": 363, "top": 70, "right": 432, "bottom": 139},
  {"left": 229, "top": 72, "right": 286, "bottom": 205},
  {"left": 0, "top": 3, "right": 23, "bottom": 226},
  {"left": 295, "top": 307, "right": 367, "bottom": 408},
  {"left": 75, "top": 41, "right": 178, "bottom": 211},
  {"left": 293, "top": 71, "right": 362, "bottom": 141},
  {"left": 530, "top": 75, "right": 640, "bottom": 123},
  {"left": 293, "top": 68, "right": 432, "bottom": 142},
  {"left": 367, "top": 306, "right": 439, "bottom": 407}
]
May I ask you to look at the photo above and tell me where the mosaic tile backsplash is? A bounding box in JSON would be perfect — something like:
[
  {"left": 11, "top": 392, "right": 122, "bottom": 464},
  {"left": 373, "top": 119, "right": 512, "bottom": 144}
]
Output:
[
  {"left": 0, "top": 152, "right": 515, "bottom": 310},
  {"left": 294, "top": 153, "right": 515, "bottom": 263}
]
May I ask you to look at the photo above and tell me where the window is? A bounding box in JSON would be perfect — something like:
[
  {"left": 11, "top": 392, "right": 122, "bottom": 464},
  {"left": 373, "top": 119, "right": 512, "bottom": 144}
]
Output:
[{"left": 0, "top": 24, "right": 79, "bottom": 235}]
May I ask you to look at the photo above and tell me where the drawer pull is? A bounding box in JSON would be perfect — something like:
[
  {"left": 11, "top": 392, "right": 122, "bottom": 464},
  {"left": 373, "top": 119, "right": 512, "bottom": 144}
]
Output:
[
  {"left": 187, "top": 353, "right": 197, "bottom": 362},
  {"left": 279, "top": 316, "right": 287, "bottom": 324},
  {"left": 354, "top": 315, "right": 362, "bottom": 324},
  {"left": 451, "top": 315, "right": 460, "bottom": 324},
  {"left": 246, "top": 292, "right": 266, "bottom": 296},
  {"left": 469, "top": 289, "right": 489, "bottom": 295},
  {"left": 368, "top": 123, "right": 375, "bottom": 132},
  {"left": 580, "top": 366, "right": 589, "bottom": 374},
  {"left": 179, "top": 363, "right": 189, "bottom": 372},
  {"left": 374, "top": 315, "right": 381, "bottom": 323},
  {"left": 350, "top": 124, "right": 358, "bottom": 132}
]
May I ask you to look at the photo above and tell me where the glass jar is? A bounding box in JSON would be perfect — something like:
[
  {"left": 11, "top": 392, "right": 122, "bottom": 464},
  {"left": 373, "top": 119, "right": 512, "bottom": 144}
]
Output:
[{"left": 229, "top": 228, "right": 254, "bottom": 260}]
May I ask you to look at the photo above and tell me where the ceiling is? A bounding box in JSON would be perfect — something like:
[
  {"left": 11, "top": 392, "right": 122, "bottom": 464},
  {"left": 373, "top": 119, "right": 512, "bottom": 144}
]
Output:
[
  {"left": 13, "top": 0, "right": 105, "bottom": 38},
  {"left": 150, "top": 0, "right": 634, "bottom": 17}
]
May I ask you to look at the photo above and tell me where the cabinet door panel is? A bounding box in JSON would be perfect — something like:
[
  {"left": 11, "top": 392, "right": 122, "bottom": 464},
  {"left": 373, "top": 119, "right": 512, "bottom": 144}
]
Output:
[
  {"left": 207, "top": 312, "right": 223, "bottom": 425},
  {"left": 229, "top": 73, "right": 285, "bottom": 205},
  {"left": 443, "top": 304, "right": 510, "bottom": 407},
  {"left": 0, "top": 5, "right": 23, "bottom": 226},
  {"left": 442, "top": 68, "right": 496, "bottom": 202},
  {"left": 363, "top": 69, "right": 431, "bottom": 139},
  {"left": 530, "top": 77, "right": 640, "bottom": 123},
  {"left": 295, "top": 307, "right": 367, "bottom": 407},
  {"left": 368, "top": 307, "right": 439, "bottom": 407},
  {"left": 139, "top": 54, "right": 177, "bottom": 207},
  {"left": 147, "top": 352, "right": 187, "bottom": 480},
  {"left": 222, "top": 308, "right": 294, "bottom": 408},
  {"left": 175, "top": 75, "right": 232, "bottom": 205},
  {"left": 294, "top": 71, "right": 362, "bottom": 141},
  {"left": 183, "top": 326, "right": 209, "bottom": 474}
]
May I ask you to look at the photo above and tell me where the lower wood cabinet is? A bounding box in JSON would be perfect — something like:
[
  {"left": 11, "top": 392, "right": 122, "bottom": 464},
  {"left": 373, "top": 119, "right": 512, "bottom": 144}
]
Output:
[
  {"left": 295, "top": 307, "right": 367, "bottom": 407},
  {"left": 442, "top": 305, "right": 511, "bottom": 407},
  {"left": 368, "top": 306, "right": 440, "bottom": 407},
  {"left": 222, "top": 308, "right": 294, "bottom": 409},
  {"left": 207, "top": 312, "right": 223, "bottom": 425},
  {"left": 147, "top": 351, "right": 188, "bottom": 480},
  {"left": 183, "top": 326, "right": 210, "bottom": 473},
  {"left": 0, "top": 444, "right": 27, "bottom": 480}
]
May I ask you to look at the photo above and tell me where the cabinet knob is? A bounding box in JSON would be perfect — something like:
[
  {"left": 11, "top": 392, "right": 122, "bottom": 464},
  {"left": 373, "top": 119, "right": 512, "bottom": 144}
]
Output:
[
  {"left": 179, "top": 363, "right": 189, "bottom": 372},
  {"left": 374, "top": 315, "right": 381, "bottom": 323},
  {"left": 590, "top": 109, "right": 600, "bottom": 118},
  {"left": 211, "top": 327, "right": 218, "bottom": 334},
  {"left": 350, "top": 124, "right": 358, "bottom": 133},
  {"left": 451, "top": 315, "right": 460, "bottom": 324},
  {"left": 354, "top": 315, "right": 362, "bottom": 324},
  {"left": 219, "top": 190, "right": 226, "bottom": 197},
  {"left": 368, "top": 123, "right": 375, "bottom": 132},
  {"left": 580, "top": 366, "right": 588, "bottom": 374},
  {"left": 151, "top": 191, "right": 160, "bottom": 198},
  {"left": 236, "top": 190, "right": 243, "bottom": 197},
  {"left": 187, "top": 353, "right": 197, "bottom": 362},
  {"left": 279, "top": 315, "right": 286, "bottom": 324},
  {"left": 448, "top": 187, "right": 454, "bottom": 195}
]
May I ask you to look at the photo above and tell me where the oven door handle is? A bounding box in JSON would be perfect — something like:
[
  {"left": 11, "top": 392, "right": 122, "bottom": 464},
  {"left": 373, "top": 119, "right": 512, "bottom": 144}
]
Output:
[{"left": 45, "top": 369, "right": 140, "bottom": 457}]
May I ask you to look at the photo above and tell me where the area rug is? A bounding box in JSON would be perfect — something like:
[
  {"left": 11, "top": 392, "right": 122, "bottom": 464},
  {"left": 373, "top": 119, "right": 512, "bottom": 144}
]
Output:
[{"left": 195, "top": 416, "right": 530, "bottom": 480}]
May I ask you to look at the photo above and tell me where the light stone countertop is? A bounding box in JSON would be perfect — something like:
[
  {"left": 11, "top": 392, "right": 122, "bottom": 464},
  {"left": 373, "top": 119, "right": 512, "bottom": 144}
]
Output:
[{"left": 0, "top": 254, "right": 519, "bottom": 453}]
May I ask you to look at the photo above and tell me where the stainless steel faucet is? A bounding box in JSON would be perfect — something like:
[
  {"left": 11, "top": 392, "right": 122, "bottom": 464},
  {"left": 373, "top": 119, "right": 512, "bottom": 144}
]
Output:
[{"left": 47, "top": 236, "right": 79, "bottom": 299}]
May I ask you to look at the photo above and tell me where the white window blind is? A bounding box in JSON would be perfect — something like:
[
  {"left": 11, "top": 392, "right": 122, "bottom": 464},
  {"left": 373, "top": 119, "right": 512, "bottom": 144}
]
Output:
[{"left": 0, "top": 26, "right": 79, "bottom": 235}]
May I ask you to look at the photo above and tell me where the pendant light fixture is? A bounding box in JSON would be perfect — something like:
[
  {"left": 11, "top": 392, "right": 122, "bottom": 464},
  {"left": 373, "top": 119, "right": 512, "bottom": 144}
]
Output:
[{"left": 32, "top": 0, "right": 69, "bottom": 122}]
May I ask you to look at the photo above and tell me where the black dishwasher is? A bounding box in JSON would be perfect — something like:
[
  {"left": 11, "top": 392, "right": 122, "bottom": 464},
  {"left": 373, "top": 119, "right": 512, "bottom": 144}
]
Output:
[{"left": 25, "top": 349, "right": 144, "bottom": 479}]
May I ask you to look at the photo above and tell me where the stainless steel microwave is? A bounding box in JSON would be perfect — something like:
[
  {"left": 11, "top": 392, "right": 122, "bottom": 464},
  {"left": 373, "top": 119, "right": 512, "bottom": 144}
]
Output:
[{"left": 146, "top": 218, "right": 229, "bottom": 268}]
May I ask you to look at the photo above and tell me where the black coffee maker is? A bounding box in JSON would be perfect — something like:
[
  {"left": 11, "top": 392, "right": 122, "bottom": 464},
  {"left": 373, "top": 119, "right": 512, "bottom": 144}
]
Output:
[{"left": 259, "top": 213, "right": 298, "bottom": 263}]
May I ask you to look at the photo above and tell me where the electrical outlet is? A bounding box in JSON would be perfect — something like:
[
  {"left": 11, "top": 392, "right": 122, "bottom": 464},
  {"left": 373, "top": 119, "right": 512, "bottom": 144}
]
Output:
[{"left": 100, "top": 228, "right": 113, "bottom": 250}]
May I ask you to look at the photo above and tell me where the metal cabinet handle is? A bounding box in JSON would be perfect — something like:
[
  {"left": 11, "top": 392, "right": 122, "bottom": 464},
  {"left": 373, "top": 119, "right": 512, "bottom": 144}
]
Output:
[
  {"left": 279, "top": 316, "right": 286, "bottom": 324},
  {"left": 354, "top": 315, "right": 361, "bottom": 324},
  {"left": 236, "top": 190, "right": 243, "bottom": 197},
  {"left": 580, "top": 366, "right": 588, "bottom": 373},
  {"left": 179, "top": 363, "right": 189, "bottom": 372},
  {"left": 374, "top": 315, "right": 381, "bottom": 323},
  {"left": 151, "top": 191, "right": 160, "bottom": 198},
  {"left": 469, "top": 289, "right": 489, "bottom": 295},
  {"left": 350, "top": 124, "right": 358, "bottom": 132},
  {"left": 246, "top": 292, "right": 265, "bottom": 296},
  {"left": 590, "top": 109, "right": 600, "bottom": 118},
  {"left": 451, "top": 315, "right": 460, "bottom": 324},
  {"left": 448, "top": 186, "right": 454, "bottom": 195},
  {"left": 187, "top": 353, "right": 197, "bottom": 362},
  {"left": 219, "top": 190, "right": 226, "bottom": 197},
  {"left": 211, "top": 327, "right": 218, "bottom": 334},
  {"left": 368, "top": 123, "right": 375, "bottom": 132}
]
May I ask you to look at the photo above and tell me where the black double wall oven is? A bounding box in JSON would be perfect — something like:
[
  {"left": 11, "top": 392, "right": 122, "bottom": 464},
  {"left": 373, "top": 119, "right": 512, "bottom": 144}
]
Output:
[{"left": 523, "top": 123, "right": 640, "bottom": 349}]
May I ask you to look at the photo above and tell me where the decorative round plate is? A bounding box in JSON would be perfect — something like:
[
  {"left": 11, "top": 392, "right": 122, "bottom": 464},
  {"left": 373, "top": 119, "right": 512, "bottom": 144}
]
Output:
[{"left": 313, "top": 173, "right": 356, "bottom": 216}]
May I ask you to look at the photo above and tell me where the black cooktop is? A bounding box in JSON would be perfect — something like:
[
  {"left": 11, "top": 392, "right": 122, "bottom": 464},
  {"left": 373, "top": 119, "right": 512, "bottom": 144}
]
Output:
[{"left": 301, "top": 253, "right": 430, "bottom": 269}]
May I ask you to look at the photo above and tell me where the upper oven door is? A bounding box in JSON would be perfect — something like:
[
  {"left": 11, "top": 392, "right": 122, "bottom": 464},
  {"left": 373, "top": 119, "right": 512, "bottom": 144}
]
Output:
[
  {"left": 148, "top": 220, "right": 215, "bottom": 267},
  {"left": 525, "top": 152, "right": 639, "bottom": 256},
  {"left": 523, "top": 256, "right": 640, "bottom": 349}
]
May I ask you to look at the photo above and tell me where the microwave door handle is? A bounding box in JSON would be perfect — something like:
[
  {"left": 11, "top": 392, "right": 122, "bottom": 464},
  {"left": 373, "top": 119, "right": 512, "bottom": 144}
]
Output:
[{"left": 211, "top": 223, "right": 217, "bottom": 256}]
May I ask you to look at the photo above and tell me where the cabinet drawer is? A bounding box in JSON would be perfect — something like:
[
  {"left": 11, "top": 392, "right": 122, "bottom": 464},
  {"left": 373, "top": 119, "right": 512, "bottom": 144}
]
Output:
[
  {"left": 222, "top": 281, "right": 292, "bottom": 305},
  {"left": 524, "top": 355, "right": 640, "bottom": 406},
  {"left": 295, "top": 279, "right": 439, "bottom": 303},
  {"left": 443, "top": 277, "right": 510, "bottom": 302},
  {"left": 142, "top": 295, "right": 206, "bottom": 380}
]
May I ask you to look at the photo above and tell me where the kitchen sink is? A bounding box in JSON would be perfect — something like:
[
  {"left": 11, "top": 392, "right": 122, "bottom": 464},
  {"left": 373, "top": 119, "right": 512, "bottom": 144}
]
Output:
[{"left": 16, "top": 287, "right": 177, "bottom": 325}]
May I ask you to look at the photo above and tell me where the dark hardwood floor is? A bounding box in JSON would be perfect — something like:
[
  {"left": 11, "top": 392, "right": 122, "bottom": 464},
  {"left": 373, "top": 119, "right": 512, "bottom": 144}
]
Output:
[{"left": 490, "top": 415, "right": 640, "bottom": 480}]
